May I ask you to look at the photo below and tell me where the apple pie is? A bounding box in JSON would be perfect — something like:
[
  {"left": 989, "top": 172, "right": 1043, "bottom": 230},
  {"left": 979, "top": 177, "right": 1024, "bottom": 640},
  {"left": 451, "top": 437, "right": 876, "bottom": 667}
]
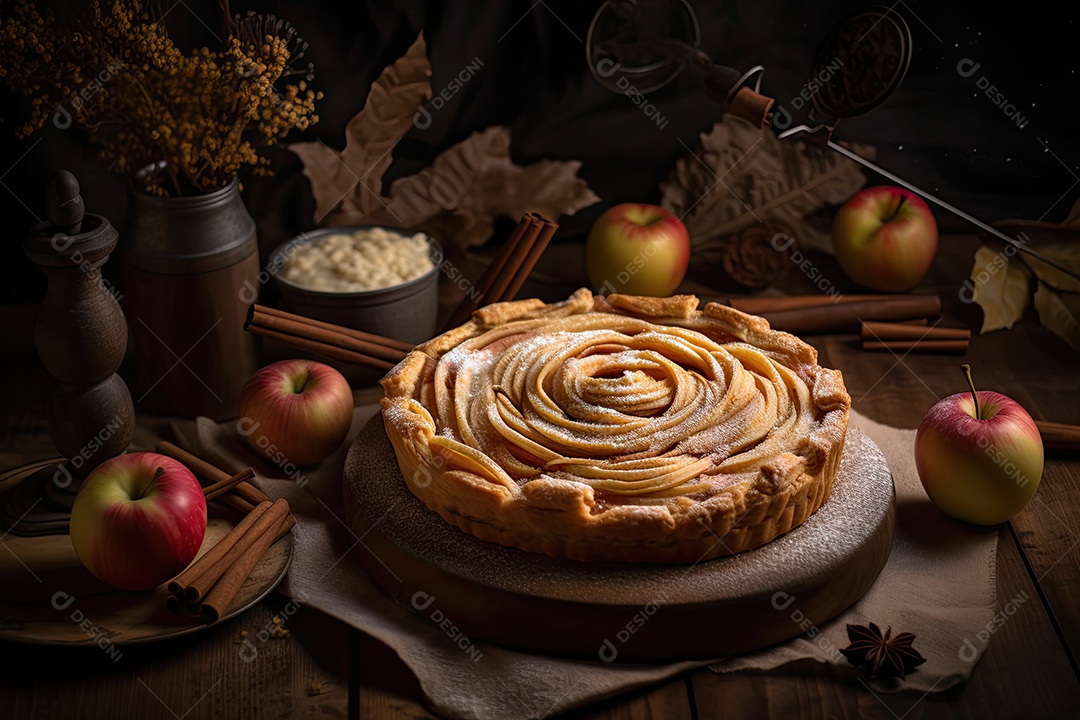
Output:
[{"left": 379, "top": 289, "right": 851, "bottom": 563}]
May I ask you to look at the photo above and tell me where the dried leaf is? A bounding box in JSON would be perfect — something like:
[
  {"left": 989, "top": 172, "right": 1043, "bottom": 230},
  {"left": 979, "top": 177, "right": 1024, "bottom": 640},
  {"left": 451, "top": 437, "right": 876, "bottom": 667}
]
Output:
[
  {"left": 660, "top": 115, "right": 873, "bottom": 255},
  {"left": 287, "top": 38, "right": 598, "bottom": 246},
  {"left": 1063, "top": 197, "right": 1080, "bottom": 227},
  {"left": 1035, "top": 283, "right": 1080, "bottom": 352},
  {"left": 288, "top": 32, "right": 432, "bottom": 222},
  {"left": 1017, "top": 237, "right": 1080, "bottom": 293},
  {"left": 326, "top": 126, "right": 599, "bottom": 248},
  {"left": 982, "top": 208, "right": 1080, "bottom": 293},
  {"left": 971, "top": 245, "right": 1031, "bottom": 333}
]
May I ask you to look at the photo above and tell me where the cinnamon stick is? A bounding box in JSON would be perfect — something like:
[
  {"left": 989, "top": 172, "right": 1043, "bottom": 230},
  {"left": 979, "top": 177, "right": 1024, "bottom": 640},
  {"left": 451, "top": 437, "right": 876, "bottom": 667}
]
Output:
[
  {"left": 184, "top": 499, "right": 291, "bottom": 603},
  {"left": 254, "top": 304, "right": 413, "bottom": 352},
  {"left": 200, "top": 512, "right": 292, "bottom": 623},
  {"left": 860, "top": 322, "right": 971, "bottom": 341},
  {"left": 156, "top": 441, "right": 271, "bottom": 508},
  {"left": 862, "top": 339, "right": 969, "bottom": 353},
  {"left": 442, "top": 213, "right": 548, "bottom": 331},
  {"left": 244, "top": 323, "right": 396, "bottom": 371},
  {"left": 167, "top": 500, "right": 273, "bottom": 596},
  {"left": 484, "top": 214, "right": 546, "bottom": 305},
  {"left": 502, "top": 215, "right": 558, "bottom": 302},
  {"left": 165, "top": 594, "right": 185, "bottom": 614},
  {"left": 1035, "top": 420, "right": 1080, "bottom": 452},
  {"left": 246, "top": 306, "right": 408, "bottom": 364},
  {"left": 729, "top": 294, "right": 928, "bottom": 315},
  {"left": 760, "top": 295, "right": 941, "bottom": 334},
  {"left": 203, "top": 467, "right": 256, "bottom": 502},
  {"left": 231, "top": 495, "right": 257, "bottom": 514},
  {"left": 165, "top": 594, "right": 202, "bottom": 615},
  {"left": 472, "top": 214, "right": 537, "bottom": 305}
]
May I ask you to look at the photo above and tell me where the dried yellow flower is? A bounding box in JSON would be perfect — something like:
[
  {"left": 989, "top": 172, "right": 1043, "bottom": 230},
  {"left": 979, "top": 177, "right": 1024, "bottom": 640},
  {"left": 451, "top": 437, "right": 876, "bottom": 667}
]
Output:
[{"left": 0, "top": 1, "right": 320, "bottom": 196}]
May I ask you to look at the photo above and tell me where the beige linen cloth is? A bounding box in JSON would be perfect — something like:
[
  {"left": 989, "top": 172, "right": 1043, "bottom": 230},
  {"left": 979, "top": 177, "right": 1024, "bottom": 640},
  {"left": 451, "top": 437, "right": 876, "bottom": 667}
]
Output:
[{"left": 136, "top": 408, "right": 998, "bottom": 719}]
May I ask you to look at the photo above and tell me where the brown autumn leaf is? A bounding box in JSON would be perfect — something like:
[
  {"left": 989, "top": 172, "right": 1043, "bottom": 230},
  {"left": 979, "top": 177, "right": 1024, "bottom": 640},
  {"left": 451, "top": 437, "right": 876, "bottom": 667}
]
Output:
[
  {"left": 971, "top": 197, "right": 1080, "bottom": 345},
  {"left": 970, "top": 245, "right": 1031, "bottom": 333},
  {"left": 341, "top": 126, "right": 598, "bottom": 247},
  {"left": 1035, "top": 282, "right": 1080, "bottom": 351},
  {"left": 983, "top": 211, "right": 1080, "bottom": 293},
  {"left": 288, "top": 31, "right": 432, "bottom": 223},
  {"left": 660, "top": 114, "right": 873, "bottom": 254},
  {"left": 287, "top": 38, "right": 598, "bottom": 247}
]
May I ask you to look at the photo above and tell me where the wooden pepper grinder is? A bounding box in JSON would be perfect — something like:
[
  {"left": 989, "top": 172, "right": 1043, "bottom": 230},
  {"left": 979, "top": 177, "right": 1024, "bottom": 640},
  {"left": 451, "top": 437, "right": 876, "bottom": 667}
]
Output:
[{"left": 6, "top": 170, "right": 136, "bottom": 535}]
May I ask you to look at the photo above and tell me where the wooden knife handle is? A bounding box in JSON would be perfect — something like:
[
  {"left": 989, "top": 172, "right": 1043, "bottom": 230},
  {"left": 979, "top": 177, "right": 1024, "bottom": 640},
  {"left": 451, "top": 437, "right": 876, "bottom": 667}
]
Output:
[{"left": 727, "top": 87, "right": 775, "bottom": 129}]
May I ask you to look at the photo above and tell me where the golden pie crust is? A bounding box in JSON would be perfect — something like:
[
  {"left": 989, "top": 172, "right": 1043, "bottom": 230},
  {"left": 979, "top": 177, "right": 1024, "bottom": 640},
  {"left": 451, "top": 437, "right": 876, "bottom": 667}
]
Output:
[{"left": 379, "top": 290, "right": 851, "bottom": 563}]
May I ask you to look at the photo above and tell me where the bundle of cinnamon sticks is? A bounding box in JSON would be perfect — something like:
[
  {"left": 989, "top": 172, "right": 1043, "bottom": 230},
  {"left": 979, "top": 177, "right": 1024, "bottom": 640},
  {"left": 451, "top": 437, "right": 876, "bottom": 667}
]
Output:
[
  {"left": 441, "top": 212, "right": 558, "bottom": 330},
  {"left": 156, "top": 442, "right": 294, "bottom": 622},
  {"left": 728, "top": 293, "right": 970, "bottom": 353}
]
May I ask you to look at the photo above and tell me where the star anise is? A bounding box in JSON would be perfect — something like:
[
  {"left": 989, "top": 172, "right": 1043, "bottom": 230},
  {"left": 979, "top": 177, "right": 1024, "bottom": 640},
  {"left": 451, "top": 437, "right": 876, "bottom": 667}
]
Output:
[{"left": 840, "top": 622, "right": 927, "bottom": 679}]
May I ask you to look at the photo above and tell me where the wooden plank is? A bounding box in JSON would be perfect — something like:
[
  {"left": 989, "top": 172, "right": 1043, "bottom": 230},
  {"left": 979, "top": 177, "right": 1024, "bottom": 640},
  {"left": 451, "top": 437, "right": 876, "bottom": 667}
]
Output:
[
  {"left": 689, "top": 524, "right": 1080, "bottom": 719},
  {"left": 1007, "top": 459, "right": 1080, "bottom": 671},
  {"left": 929, "top": 524, "right": 1079, "bottom": 718},
  {"left": 360, "top": 689, "right": 439, "bottom": 719},
  {"left": 573, "top": 677, "right": 694, "bottom": 720},
  {"left": 0, "top": 597, "right": 348, "bottom": 719}
]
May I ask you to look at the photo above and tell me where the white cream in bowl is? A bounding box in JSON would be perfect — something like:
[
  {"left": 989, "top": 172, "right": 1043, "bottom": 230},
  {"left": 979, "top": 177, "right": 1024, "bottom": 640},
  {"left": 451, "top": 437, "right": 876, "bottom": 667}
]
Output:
[{"left": 281, "top": 228, "right": 434, "bottom": 293}]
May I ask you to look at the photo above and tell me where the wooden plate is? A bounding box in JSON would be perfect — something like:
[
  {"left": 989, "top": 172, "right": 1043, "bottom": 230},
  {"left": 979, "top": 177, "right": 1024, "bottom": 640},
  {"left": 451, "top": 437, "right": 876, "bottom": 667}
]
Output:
[
  {"left": 343, "top": 414, "right": 895, "bottom": 661},
  {"left": 0, "top": 460, "right": 293, "bottom": 646}
]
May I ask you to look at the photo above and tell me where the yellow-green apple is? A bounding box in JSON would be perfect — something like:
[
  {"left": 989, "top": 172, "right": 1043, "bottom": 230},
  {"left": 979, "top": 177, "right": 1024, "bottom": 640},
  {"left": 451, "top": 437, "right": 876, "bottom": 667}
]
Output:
[
  {"left": 238, "top": 359, "right": 353, "bottom": 467},
  {"left": 914, "top": 365, "right": 1043, "bottom": 525},
  {"left": 70, "top": 452, "right": 207, "bottom": 591},
  {"left": 833, "top": 186, "right": 938, "bottom": 292},
  {"left": 586, "top": 203, "right": 690, "bottom": 296}
]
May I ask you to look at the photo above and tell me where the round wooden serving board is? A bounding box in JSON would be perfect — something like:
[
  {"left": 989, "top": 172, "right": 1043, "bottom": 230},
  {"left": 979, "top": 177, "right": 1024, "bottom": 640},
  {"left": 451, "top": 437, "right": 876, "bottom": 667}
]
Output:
[
  {"left": 343, "top": 415, "right": 894, "bottom": 661},
  {"left": 0, "top": 461, "right": 293, "bottom": 646}
]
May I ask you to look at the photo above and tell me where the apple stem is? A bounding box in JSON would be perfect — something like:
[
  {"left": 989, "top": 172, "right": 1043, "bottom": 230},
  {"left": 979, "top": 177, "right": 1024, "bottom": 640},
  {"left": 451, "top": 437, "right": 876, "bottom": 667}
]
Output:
[
  {"left": 885, "top": 194, "right": 908, "bottom": 223},
  {"left": 961, "top": 364, "right": 982, "bottom": 420},
  {"left": 140, "top": 466, "right": 167, "bottom": 500},
  {"left": 293, "top": 372, "right": 309, "bottom": 394}
]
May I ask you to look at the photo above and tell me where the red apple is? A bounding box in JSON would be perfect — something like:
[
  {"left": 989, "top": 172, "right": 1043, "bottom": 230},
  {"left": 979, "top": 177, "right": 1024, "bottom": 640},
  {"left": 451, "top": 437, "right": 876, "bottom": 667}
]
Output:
[
  {"left": 914, "top": 365, "right": 1043, "bottom": 525},
  {"left": 70, "top": 452, "right": 207, "bottom": 591},
  {"left": 586, "top": 203, "right": 690, "bottom": 296},
  {"left": 238, "top": 359, "right": 353, "bottom": 467},
  {"left": 833, "top": 185, "right": 938, "bottom": 292}
]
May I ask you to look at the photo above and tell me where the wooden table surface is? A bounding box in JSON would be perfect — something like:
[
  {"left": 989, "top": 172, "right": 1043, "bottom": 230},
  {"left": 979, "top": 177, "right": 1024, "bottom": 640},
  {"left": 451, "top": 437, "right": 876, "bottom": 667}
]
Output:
[{"left": 1, "top": 233, "right": 1078, "bottom": 719}]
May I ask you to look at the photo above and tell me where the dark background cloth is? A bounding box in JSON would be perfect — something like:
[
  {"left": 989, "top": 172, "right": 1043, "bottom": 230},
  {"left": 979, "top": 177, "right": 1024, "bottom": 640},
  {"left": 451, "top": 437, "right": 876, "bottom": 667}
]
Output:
[{"left": 2, "top": 0, "right": 1077, "bottom": 302}]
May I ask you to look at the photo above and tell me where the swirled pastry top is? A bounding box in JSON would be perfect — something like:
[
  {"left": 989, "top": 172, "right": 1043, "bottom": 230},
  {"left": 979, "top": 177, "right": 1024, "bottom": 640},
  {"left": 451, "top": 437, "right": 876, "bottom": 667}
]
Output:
[{"left": 379, "top": 290, "right": 851, "bottom": 563}]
